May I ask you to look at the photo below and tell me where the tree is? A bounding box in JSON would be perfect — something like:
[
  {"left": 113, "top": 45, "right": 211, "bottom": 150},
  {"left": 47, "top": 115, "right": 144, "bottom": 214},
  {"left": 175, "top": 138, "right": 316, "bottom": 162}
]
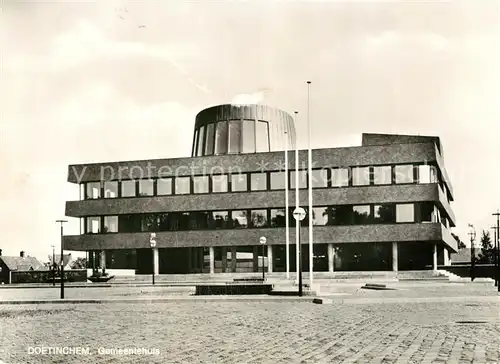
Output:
[
  {"left": 70, "top": 257, "right": 87, "bottom": 269},
  {"left": 451, "top": 233, "right": 466, "bottom": 250},
  {"left": 477, "top": 230, "right": 496, "bottom": 264}
]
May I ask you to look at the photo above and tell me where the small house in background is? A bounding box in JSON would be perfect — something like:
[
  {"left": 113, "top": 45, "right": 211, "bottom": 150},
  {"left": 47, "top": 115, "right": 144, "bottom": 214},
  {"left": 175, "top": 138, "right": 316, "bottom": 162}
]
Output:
[
  {"left": 48, "top": 253, "right": 73, "bottom": 270},
  {"left": 0, "top": 250, "right": 45, "bottom": 284}
]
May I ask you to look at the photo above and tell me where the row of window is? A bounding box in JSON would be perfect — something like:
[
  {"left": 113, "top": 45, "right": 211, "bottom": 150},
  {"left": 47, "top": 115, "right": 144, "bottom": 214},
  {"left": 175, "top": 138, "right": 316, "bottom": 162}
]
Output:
[
  {"left": 83, "top": 164, "right": 441, "bottom": 200},
  {"left": 82, "top": 202, "right": 448, "bottom": 234},
  {"left": 192, "top": 119, "right": 271, "bottom": 157}
]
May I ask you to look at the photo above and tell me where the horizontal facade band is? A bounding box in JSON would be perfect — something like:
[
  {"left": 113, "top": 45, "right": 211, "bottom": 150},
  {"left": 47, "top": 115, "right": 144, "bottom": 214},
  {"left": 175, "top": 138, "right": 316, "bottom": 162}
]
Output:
[
  {"left": 66, "top": 184, "right": 455, "bottom": 226},
  {"left": 67, "top": 143, "right": 439, "bottom": 183},
  {"left": 63, "top": 223, "right": 457, "bottom": 252}
]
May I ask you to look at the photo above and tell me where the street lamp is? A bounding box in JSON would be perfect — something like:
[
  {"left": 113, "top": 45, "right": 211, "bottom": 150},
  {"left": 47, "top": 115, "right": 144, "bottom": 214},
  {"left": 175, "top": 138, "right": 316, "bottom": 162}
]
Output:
[
  {"left": 56, "top": 220, "right": 67, "bottom": 299},
  {"left": 293, "top": 207, "right": 306, "bottom": 296},
  {"left": 468, "top": 223, "right": 476, "bottom": 282},
  {"left": 490, "top": 225, "right": 497, "bottom": 287},
  {"left": 259, "top": 236, "right": 267, "bottom": 281},
  {"left": 51, "top": 245, "right": 55, "bottom": 287},
  {"left": 150, "top": 233, "right": 156, "bottom": 285},
  {"left": 493, "top": 210, "right": 500, "bottom": 292}
]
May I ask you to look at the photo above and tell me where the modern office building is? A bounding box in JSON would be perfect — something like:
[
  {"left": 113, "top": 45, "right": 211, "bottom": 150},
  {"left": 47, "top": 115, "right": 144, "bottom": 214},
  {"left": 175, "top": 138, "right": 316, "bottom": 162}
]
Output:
[{"left": 64, "top": 104, "right": 457, "bottom": 276}]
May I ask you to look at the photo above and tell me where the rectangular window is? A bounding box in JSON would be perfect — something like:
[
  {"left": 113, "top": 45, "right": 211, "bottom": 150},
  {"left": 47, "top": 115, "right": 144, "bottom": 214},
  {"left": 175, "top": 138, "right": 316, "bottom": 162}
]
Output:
[
  {"left": 396, "top": 204, "right": 414, "bottom": 223},
  {"left": 158, "top": 213, "right": 170, "bottom": 231},
  {"left": 86, "top": 182, "right": 101, "bottom": 199},
  {"left": 157, "top": 178, "right": 172, "bottom": 195},
  {"left": 169, "top": 212, "right": 190, "bottom": 231},
  {"left": 395, "top": 165, "right": 415, "bottom": 184},
  {"left": 104, "top": 182, "right": 118, "bottom": 198},
  {"left": 419, "top": 202, "right": 435, "bottom": 223},
  {"left": 250, "top": 172, "right": 267, "bottom": 191},
  {"left": 118, "top": 214, "right": 141, "bottom": 233},
  {"left": 311, "top": 169, "right": 328, "bottom": 188},
  {"left": 352, "top": 167, "right": 370, "bottom": 186},
  {"left": 197, "top": 125, "right": 205, "bottom": 156},
  {"left": 331, "top": 205, "right": 353, "bottom": 225},
  {"left": 312, "top": 207, "right": 330, "bottom": 226},
  {"left": 418, "top": 165, "right": 431, "bottom": 184},
  {"left": 353, "top": 205, "right": 371, "bottom": 224},
  {"left": 241, "top": 119, "right": 255, "bottom": 153},
  {"left": 103, "top": 216, "right": 118, "bottom": 233},
  {"left": 213, "top": 211, "right": 230, "bottom": 229},
  {"left": 121, "top": 180, "right": 136, "bottom": 197},
  {"left": 189, "top": 212, "right": 211, "bottom": 230},
  {"left": 175, "top": 177, "right": 191, "bottom": 195},
  {"left": 141, "top": 214, "right": 158, "bottom": 232},
  {"left": 212, "top": 175, "right": 228, "bottom": 193},
  {"left": 270, "top": 171, "right": 286, "bottom": 190},
  {"left": 290, "top": 170, "right": 307, "bottom": 189},
  {"left": 204, "top": 123, "right": 215, "bottom": 155},
  {"left": 430, "top": 166, "right": 439, "bottom": 183},
  {"left": 86, "top": 217, "right": 101, "bottom": 234},
  {"left": 256, "top": 121, "right": 269, "bottom": 152},
  {"left": 270, "top": 209, "right": 286, "bottom": 227},
  {"left": 251, "top": 209, "right": 268, "bottom": 227},
  {"left": 193, "top": 176, "right": 209, "bottom": 194},
  {"left": 228, "top": 120, "right": 241, "bottom": 154},
  {"left": 374, "top": 204, "right": 395, "bottom": 223},
  {"left": 139, "top": 180, "right": 154, "bottom": 196},
  {"left": 232, "top": 210, "right": 248, "bottom": 228},
  {"left": 231, "top": 174, "right": 247, "bottom": 192},
  {"left": 373, "top": 166, "right": 392, "bottom": 185},
  {"left": 331, "top": 168, "right": 349, "bottom": 187},
  {"left": 214, "top": 121, "right": 228, "bottom": 155}
]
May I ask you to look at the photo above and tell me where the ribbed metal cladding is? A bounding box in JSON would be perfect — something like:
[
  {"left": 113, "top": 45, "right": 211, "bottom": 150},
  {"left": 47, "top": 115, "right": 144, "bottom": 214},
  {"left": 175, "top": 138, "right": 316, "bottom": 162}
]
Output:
[{"left": 191, "top": 104, "right": 296, "bottom": 157}]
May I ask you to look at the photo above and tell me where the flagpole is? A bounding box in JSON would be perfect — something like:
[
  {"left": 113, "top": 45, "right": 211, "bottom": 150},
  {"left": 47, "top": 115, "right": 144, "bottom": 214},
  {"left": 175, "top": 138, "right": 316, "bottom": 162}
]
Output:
[
  {"left": 294, "top": 111, "right": 299, "bottom": 284},
  {"left": 307, "top": 80, "right": 313, "bottom": 288},
  {"left": 285, "top": 125, "right": 290, "bottom": 280}
]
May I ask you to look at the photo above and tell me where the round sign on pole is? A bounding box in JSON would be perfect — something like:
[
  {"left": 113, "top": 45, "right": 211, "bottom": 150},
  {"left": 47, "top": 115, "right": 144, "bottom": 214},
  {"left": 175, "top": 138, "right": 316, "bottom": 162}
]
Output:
[
  {"left": 259, "top": 236, "right": 267, "bottom": 245},
  {"left": 150, "top": 233, "right": 157, "bottom": 247},
  {"left": 293, "top": 207, "right": 306, "bottom": 221}
]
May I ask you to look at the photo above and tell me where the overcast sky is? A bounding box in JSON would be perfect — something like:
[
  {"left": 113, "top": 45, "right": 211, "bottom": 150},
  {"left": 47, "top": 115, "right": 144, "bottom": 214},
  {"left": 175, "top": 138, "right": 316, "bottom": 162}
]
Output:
[{"left": 1, "top": 0, "right": 499, "bottom": 260}]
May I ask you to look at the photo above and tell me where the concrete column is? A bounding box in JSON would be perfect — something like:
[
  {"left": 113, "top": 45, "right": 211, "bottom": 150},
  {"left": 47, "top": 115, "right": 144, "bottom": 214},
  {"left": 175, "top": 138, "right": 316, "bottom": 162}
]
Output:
[
  {"left": 230, "top": 247, "right": 237, "bottom": 273},
  {"left": 153, "top": 248, "right": 159, "bottom": 275},
  {"left": 267, "top": 245, "right": 273, "bottom": 273},
  {"left": 392, "top": 242, "right": 398, "bottom": 272},
  {"left": 209, "top": 247, "right": 215, "bottom": 275},
  {"left": 444, "top": 247, "right": 450, "bottom": 266},
  {"left": 433, "top": 243, "right": 438, "bottom": 271},
  {"left": 221, "top": 247, "right": 227, "bottom": 273},
  {"left": 327, "top": 243, "right": 334, "bottom": 273},
  {"left": 252, "top": 246, "right": 259, "bottom": 272},
  {"left": 100, "top": 250, "right": 106, "bottom": 270}
]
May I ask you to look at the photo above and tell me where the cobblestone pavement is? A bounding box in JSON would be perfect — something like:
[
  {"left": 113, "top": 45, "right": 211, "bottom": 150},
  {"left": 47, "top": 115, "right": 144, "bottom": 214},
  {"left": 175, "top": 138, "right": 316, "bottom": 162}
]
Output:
[{"left": 1, "top": 289, "right": 499, "bottom": 363}]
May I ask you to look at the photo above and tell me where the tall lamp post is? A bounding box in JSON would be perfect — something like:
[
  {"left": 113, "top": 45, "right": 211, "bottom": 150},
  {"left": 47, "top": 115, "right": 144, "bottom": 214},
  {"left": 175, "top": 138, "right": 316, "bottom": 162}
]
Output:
[
  {"left": 490, "top": 225, "right": 497, "bottom": 287},
  {"left": 260, "top": 236, "right": 267, "bottom": 281},
  {"left": 56, "top": 220, "right": 67, "bottom": 299},
  {"left": 306, "top": 81, "right": 313, "bottom": 288},
  {"left": 493, "top": 210, "right": 500, "bottom": 292},
  {"left": 293, "top": 207, "right": 306, "bottom": 296},
  {"left": 468, "top": 223, "right": 476, "bottom": 282},
  {"left": 51, "top": 244, "right": 55, "bottom": 287},
  {"left": 294, "top": 111, "right": 299, "bottom": 284},
  {"left": 284, "top": 128, "right": 290, "bottom": 280}
]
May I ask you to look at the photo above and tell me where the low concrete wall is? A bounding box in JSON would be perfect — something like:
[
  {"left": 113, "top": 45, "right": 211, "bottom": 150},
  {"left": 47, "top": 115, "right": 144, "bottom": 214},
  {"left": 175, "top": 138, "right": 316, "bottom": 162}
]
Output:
[{"left": 439, "top": 264, "right": 497, "bottom": 279}]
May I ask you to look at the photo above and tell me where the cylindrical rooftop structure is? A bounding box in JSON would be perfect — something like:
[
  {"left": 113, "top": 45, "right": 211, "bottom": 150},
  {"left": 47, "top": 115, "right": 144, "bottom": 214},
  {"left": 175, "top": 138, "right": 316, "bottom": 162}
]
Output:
[{"left": 191, "top": 104, "right": 296, "bottom": 157}]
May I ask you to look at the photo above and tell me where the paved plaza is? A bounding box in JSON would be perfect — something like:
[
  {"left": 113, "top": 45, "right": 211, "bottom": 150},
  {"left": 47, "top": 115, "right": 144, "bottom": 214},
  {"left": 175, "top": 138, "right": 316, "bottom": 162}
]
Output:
[{"left": 0, "top": 283, "right": 499, "bottom": 363}]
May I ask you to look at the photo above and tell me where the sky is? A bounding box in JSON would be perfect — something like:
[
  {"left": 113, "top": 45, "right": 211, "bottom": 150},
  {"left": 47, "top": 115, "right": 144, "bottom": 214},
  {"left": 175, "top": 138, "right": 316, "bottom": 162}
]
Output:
[{"left": 1, "top": 0, "right": 499, "bottom": 261}]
